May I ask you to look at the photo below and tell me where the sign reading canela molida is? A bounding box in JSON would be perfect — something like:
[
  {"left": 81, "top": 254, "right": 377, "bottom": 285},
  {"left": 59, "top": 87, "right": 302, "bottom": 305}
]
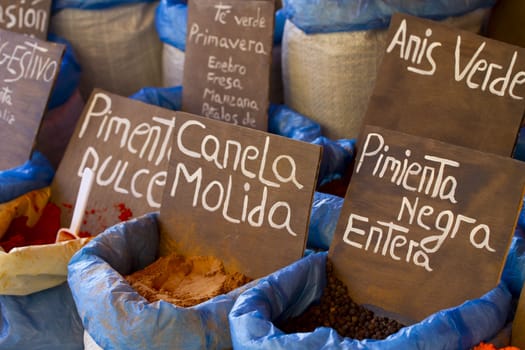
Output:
[
  {"left": 0, "top": 28, "right": 63, "bottom": 170},
  {"left": 159, "top": 111, "right": 321, "bottom": 279},
  {"left": 362, "top": 13, "right": 525, "bottom": 157},
  {"left": 51, "top": 89, "right": 176, "bottom": 236},
  {"left": 329, "top": 125, "right": 525, "bottom": 323},
  {"left": 0, "top": 1, "right": 52, "bottom": 40},
  {"left": 182, "top": 0, "right": 274, "bottom": 130}
]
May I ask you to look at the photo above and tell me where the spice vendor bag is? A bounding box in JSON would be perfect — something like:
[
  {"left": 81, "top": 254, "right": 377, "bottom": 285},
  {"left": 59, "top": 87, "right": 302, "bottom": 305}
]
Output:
[
  {"left": 0, "top": 282, "right": 85, "bottom": 350},
  {"left": 281, "top": 0, "right": 495, "bottom": 140},
  {"left": 229, "top": 251, "right": 513, "bottom": 350},
  {"left": 0, "top": 186, "right": 90, "bottom": 296},
  {"left": 49, "top": 1, "right": 162, "bottom": 100},
  {"left": 67, "top": 212, "right": 259, "bottom": 350},
  {"left": 0, "top": 155, "right": 86, "bottom": 349},
  {"left": 156, "top": 0, "right": 286, "bottom": 103},
  {"left": 36, "top": 34, "right": 84, "bottom": 169}
]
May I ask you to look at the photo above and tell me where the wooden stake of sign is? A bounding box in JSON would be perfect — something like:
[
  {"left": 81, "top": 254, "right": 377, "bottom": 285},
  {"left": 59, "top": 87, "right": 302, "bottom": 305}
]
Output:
[
  {"left": 329, "top": 125, "right": 525, "bottom": 324},
  {"left": 182, "top": 0, "right": 274, "bottom": 131},
  {"left": 51, "top": 89, "right": 177, "bottom": 236},
  {"left": 0, "top": 1, "right": 52, "bottom": 40},
  {"left": 361, "top": 13, "right": 525, "bottom": 157},
  {"left": 159, "top": 111, "right": 322, "bottom": 279},
  {"left": 0, "top": 28, "right": 64, "bottom": 170}
]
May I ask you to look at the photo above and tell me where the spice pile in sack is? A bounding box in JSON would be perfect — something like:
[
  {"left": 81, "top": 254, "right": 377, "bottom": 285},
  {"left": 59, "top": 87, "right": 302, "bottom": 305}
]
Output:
[
  {"left": 126, "top": 253, "right": 252, "bottom": 307},
  {"left": 277, "top": 258, "right": 404, "bottom": 339},
  {"left": 0, "top": 187, "right": 91, "bottom": 252}
]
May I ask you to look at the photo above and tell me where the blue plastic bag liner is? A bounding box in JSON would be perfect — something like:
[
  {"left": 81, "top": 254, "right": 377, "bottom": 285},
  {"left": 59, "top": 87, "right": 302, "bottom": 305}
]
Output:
[
  {"left": 68, "top": 212, "right": 258, "bottom": 350},
  {"left": 308, "top": 192, "right": 343, "bottom": 251},
  {"left": 281, "top": 0, "right": 497, "bottom": 34},
  {"left": 501, "top": 235, "right": 525, "bottom": 298},
  {"left": 0, "top": 151, "right": 54, "bottom": 204},
  {"left": 47, "top": 33, "right": 82, "bottom": 110},
  {"left": 513, "top": 127, "right": 525, "bottom": 162},
  {"left": 156, "top": 1, "right": 286, "bottom": 50},
  {"left": 52, "top": 0, "right": 158, "bottom": 11},
  {"left": 230, "top": 251, "right": 512, "bottom": 350},
  {"left": 130, "top": 85, "right": 183, "bottom": 110},
  {"left": 0, "top": 282, "right": 84, "bottom": 350},
  {"left": 269, "top": 104, "right": 355, "bottom": 186}
]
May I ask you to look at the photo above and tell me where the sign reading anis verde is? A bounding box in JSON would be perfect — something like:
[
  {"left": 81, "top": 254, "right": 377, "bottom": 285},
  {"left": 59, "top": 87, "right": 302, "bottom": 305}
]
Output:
[
  {"left": 0, "top": 1, "right": 52, "bottom": 39},
  {"left": 329, "top": 125, "right": 525, "bottom": 323},
  {"left": 182, "top": 0, "right": 274, "bottom": 130},
  {"left": 159, "top": 111, "right": 322, "bottom": 279},
  {"left": 362, "top": 13, "right": 525, "bottom": 156},
  {"left": 0, "top": 28, "right": 63, "bottom": 170}
]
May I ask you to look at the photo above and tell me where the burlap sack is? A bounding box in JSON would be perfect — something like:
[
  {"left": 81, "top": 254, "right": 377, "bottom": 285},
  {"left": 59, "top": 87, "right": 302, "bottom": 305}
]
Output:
[
  {"left": 282, "top": 8, "right": 490, "bottom": 140},
  {"left": 50, "top": 2, "right": 162, "bottom": 100},
  {"left": 162, "top": 43, "right": 185, "bottom": 87}
]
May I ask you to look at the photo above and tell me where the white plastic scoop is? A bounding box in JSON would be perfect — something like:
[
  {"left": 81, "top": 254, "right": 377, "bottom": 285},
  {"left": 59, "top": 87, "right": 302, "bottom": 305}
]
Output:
[{"left": 56, "top": 168, "right": 95, "bottom": 242}]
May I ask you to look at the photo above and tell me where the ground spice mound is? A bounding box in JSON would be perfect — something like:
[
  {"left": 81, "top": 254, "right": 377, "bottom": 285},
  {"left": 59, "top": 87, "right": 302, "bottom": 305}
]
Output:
[
  {"left": 277, "top": 259, "right": 404, "bottom": 340},
  {"left": 0, "top": 202, "right": 61, "bottom": 252},
  {"left": 126, "top": 254, "right": 251, "bottom": 307}
]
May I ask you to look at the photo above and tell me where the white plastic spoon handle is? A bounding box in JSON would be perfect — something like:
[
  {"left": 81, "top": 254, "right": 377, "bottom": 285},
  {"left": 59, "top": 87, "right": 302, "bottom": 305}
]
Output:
[{"left": 69, "top": 168, "right": 95, "bottom": 235}]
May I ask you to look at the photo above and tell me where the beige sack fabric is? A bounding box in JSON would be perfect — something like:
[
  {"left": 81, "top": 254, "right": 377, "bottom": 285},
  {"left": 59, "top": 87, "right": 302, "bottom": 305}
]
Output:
[
  {"left": 50, "top": 3, "right": 162, "bottom": 100},
  {"left": 162, "top": 43, "right": 185, "bottom": 87},
  {"left": 282, "top": 8, "right": 490, "bottom": 140}
]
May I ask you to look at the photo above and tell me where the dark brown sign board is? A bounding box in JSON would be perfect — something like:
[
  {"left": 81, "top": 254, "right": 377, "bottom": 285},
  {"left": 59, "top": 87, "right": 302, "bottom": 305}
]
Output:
[
  {"left": 329, "top": 125, "right": 525, "bottom": 324},
  {"left": 182, "top": 0, "right": 274, "bottom": 131},
  {"left": 50, "top": 89, "right": 176, "bottom": 236},
  {"left": 0, "top": 1, "right": 52, "bottom": 40},
  {"left": 361, "top": 13, "right": 525, "bottom": 157},
  {"left": 158, "top": 111, "right": 322, "bottom": 279},
  {"left": 512, "top": 282, "right": 525, "bottom": 348},
  {"left": 0, "top": 28, "right": 63, "bottom": 170}
]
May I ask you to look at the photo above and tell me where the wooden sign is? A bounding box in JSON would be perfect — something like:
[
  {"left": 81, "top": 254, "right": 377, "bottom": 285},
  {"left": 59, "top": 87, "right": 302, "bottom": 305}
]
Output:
[
  {"left": 362, "top": 13, "right": 525, "bottom": 157},
  {"left": 0, "top": 1, "right": 52, "bottom": 40},
  {"left": 159, "top": 111, "right": 321, "bottom": 279},
  {"left": 182, "top": 0, "right": 274, "bottom": 131},
  {"left": 512, "top": 281, "right": 525, "bottom": 348},
  {"left": 50, "top": 89, "right": 176, "bottom": 236},
  {"left": 329, "top": 125, "right": 525, "bottom": 323},
  {"left": 0, "top": 28, "right": 63, "bottom": 170}
]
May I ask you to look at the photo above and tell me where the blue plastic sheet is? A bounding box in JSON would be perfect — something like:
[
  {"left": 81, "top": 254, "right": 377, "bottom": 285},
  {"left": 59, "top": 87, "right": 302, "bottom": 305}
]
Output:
[
  {"left": 308, "top": 192, "right": 343, "bottom": 251},
  {"left": 0, "top": 283, "right": 84, "bottom": 350},
  {"left": 130, "top": 85, "right": 183, "bottom": 110},
  {"left": 269, "top": 105, "right": 355, "bottom": 186},
  {"left": 0, "top": 151, "right": 54, "bottom": 204},
  {"left": 501, "top": 235, "right": 525, "bottom": 298},
  {"left": 513, "top": 127, "right": 525, "bottom": 162},
  {"left": 68, "top": 212, "right": 257, "bottom": 349},
  {"left": 282, "top": 0, "right": 497, "bottom": 34},
  {"left": 52, "top": 0, "right": 157, "bottom": 11},
  {"left": 229, "top": 251, "right": 512, "bottom": 350},
  {"left": 47, "top": 34, "right": 82, "bottom": 109},
  {"left": 155, "top": 0, "right": 286, "bottom": 50}
]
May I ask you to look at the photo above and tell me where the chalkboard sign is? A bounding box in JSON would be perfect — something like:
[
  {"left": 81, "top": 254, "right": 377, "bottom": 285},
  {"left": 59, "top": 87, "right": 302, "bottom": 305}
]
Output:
[
  {"left": 0, "top": 1, "right": 52, "bottom": 40},
  {"left": 329, "top": 125, "right": 525, "bottom": 323},
  {"left": 512, "top": 281, "right": 525, "bottom": 348},
  {"left": 182, "top": 0, "right": 274, "bottom": 130},
  {"left": 0, "top": 28, "right": 63, "bottom": 170},
  {"left": 159, "top": 111, "right": 321, "bottom": 279},
  {"left": 362, "top": 13, "right": 525, "bottom": 157},
  {"left": 50, "top": 90, "right": 176, "bottom": 236}
]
